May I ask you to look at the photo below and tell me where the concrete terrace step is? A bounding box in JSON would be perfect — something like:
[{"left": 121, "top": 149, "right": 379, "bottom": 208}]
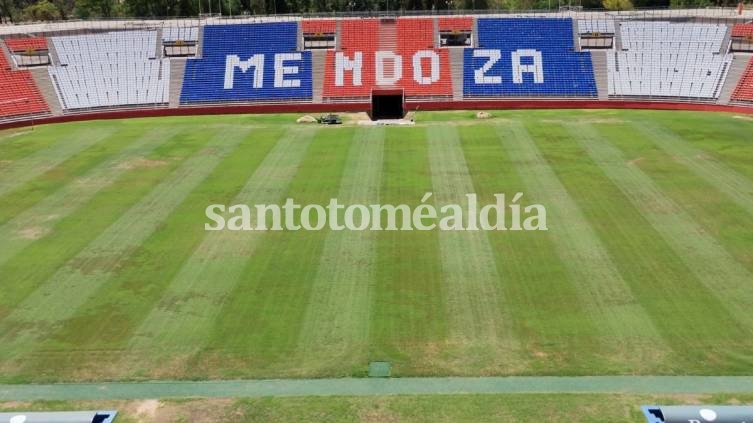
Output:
[
  {"left": 718, "top": 53, "right": 751, "bottom": 105},
  {"left": 590, "top": 50, "right": 610, "bottom": 101},
  {"left": 29, "top": 67, "right": 62, "bottom": 116},
  {"left": 169, "top": 58, "right": 187, "bottom": 108}
]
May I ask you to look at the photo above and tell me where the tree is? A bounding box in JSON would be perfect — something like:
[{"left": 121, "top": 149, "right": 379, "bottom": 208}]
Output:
[
  {"left": 22, "top": 0, "right": 60, "bottom": 20},
  {"left": 75, "top": 0, "right": 113, "bottom": 17},
  {"left": 602, "top": 0, "right": 633, "bottom": 9}
]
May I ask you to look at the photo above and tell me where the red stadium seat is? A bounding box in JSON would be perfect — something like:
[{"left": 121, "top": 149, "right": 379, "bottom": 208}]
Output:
[
  {"left": 438, "top": 17, "right": 473, "bottom": 32},
  {"left": 731, "top": 24, "right": 753, "bottom": 38},
  {"left": 301, "top": 19, "right": 337, "bottom": 35},
  {"left": 0, "top": 41, "right": 49, "bottom": 119},
  {"left": 732, "top": 57, "right": 753, "bottom": 102},
  {"left": 4, "top": 37, "right": 48, "bottom": 53},
  {"left": 323, "top": 18, "right": 452, "bottom": 99}
]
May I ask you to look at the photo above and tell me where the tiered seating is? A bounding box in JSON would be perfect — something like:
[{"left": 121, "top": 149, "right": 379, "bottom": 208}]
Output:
[
  {"left": 162, "top": 27, "right": 199, "bottom": 43},
  {"left": 608, "top": 52, "right": 731, "bottom": 98},
  {"left": 731, "top": 57, "right": 753, "bottom": 102},
  {"left": 732, "top": 24, "right": 753, "bottom": 38},
  {"left": 620, "top": 22, "right": 726, "bottom": 52},
  {"left": 49, "top": 31, "right": 169, "bottom": 109},
  {"left": 301, "top": 19, "right": 337, "bottom": 35},
  {"left": 4, "top": 37, "right": 48, "bottom": 52},
  {"left": 162, "top": 26, "right": 198, "bottom": 56},
  {"left": 0, "top": 42, "right": 48, "bottom": 119},
  {"left": 464, "top": 18, "right": 597, "bottom": 97},
  {"left": 438, "top": 17, "right": 473, "bottom": 32},
  {"left": 322, "top": 18, "right": 452, "bottom": 99},
  {"left": 4, "top": 36, "right": 50, "bottom": 66},
  {"left": 181, "top": 23, "right": 312, "bottom": 103},
  {"left": 578, "top": 19, "right": 615, "bottom": 34},
  {"left": 730, "top": 24, "right": 753, "bottom": 51},
  {"left": 608, "top": 22, "right": 731, "bottom": 99}
]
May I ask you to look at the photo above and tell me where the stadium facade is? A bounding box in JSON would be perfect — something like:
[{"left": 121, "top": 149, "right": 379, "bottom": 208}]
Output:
[{"left": 1, "top": 9, "right": 753, "bottom": 128}]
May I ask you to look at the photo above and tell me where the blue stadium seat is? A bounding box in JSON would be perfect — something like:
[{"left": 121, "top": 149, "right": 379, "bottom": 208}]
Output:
[
  {"left": 181, "top": 23, "right": 312, "bottom": 103},
  {"left": 464, "top": 18, "right": 597, "bottom": 97}
]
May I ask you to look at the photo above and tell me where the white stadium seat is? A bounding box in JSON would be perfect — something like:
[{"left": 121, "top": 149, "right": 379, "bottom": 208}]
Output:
[
  {"left": 608, "top": 22, "right": 731, "bottom": 99},
  {"left": 48, "top": 31, "right": 170, "bottom": 110}
]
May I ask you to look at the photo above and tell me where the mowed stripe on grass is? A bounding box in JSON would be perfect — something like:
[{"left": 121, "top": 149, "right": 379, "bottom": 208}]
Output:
[
  {"left": 125, "top": 127, "right": 317, "bottom": 358},
  {"left": 634, "top": 120, "right": 753, "bottom": 217},
  {"left": 0, "top": 126, "right": 183, "bottom": 267},
  {"left": 0, "top": 126, "right": 116, "bottom": 198},
  {"left": 11, "top": 127, "right": 284, "bottom": 381},
  {"left": 427, "top": 125, "right": 520, "bottom": 357},
  {"left": 0, "top": 126, "right": 249, "bottom": 360},
  {"left": 499, "top": 122, "right": 669, "bottom": 365},
  {"left": 568, "top": 123, "right": 753, "bottom": 331},
  {"left": 296, "top": 127, "right": 385, "bottom": 366},
  {"left": 555, "top": 121, "right": 753, "bottom": 372}
]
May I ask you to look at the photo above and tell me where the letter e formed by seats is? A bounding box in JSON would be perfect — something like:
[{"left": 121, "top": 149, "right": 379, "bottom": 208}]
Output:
[{"left": 275, "top": 53, "right": 302, "bottom": 88}]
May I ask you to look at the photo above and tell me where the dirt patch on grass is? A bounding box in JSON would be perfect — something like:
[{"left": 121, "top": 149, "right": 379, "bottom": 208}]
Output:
[
  {"left": 157, "top": 398, "right": 235, "bottom": 422},
  {"left": 0, "top": 130, "right": 31, "bottom": 141},
  {"left": 627, "top": 157, "right": 645, "bottom": 166},
  {"left": 135, "top": 399, "right": 160, "bottom": 421},
  {"left": 359, "top": 403, "right": 399, "bottom": 423},
  {"left": 17, "top": 226, "right": 50, "bottom": 240},
  {"left": 117, "top": 157, "right": 168, "bottom": 170},
  {"left": 732, "top": 115, "right": 753, "bottom": 122}
]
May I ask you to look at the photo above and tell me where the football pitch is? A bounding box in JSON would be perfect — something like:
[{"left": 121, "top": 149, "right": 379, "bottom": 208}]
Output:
[{"left": 1, "top": 109, "right": 753, "bottom": 387}]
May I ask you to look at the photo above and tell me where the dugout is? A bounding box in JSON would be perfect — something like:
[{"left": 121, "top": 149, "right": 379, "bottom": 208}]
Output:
[{"left": 371, "top": 89, "right": 404, "bottom": 120}]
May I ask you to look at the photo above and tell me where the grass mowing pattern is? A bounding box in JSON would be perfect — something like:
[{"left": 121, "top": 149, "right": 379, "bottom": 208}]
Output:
[{"left": 0, "top": 110, "right": 752, "bottom": 382}]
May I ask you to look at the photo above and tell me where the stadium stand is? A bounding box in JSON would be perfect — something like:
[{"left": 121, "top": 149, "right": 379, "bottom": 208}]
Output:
[
  {"left": 730, "top": 23, "right": 753, "bottom": 51},
  {"left": 301, "top": 19, "right": 337, "bottom": 35},
  {"left": 4, "top": 37, "right": 48, "bottom": 52},
  {"left": 181, "top": 22, "right": 312, "bottom": 103},
  {"left": 162, "top": 27, "right": 199, "bottom": 43},
  {"left": 322, "top": 18, "right": 453, "bottom": 99},
  {"left": 0, "top": 41, "right": 49, "bottom": 118},
  {"left": 464, "top": 18, "right": 597, "bottom": 97},
  {"left": 620, "top": 22, "right": 727, "bottom": 52},
  {"left": 162, "top": 27, "right": 199, "bottom": 56},
  {"left": 3, "top": 36, "right": 50, "bottom": 66},
  {"left": 731, "top": 57, "right": 753, "bottom": 102},
  {"left": 577, "top": 19, "right": 616, "bottom": 35},
  {"left": 302, "top": 19, "right": 337, "bottom": 50},
  {"left": 438, "top": 17, "right": 473, "bottom": 32},
  {"left": 608, "top": 22, "right": 732, "bottom": 99},
  {"left": 48, "top": 31, "right": 169, "bottom": 110},
  {"left": 577, "top": 19, "right": 615, "bottom": 49}
]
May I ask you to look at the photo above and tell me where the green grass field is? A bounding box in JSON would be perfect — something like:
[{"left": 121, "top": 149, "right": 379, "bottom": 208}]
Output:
[{"left": 1, "top": 109, "right": 753, "bottom": 385}]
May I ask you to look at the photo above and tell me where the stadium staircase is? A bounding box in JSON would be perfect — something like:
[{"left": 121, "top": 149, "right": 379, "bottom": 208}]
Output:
[
  {"left": 731, "top": 55, "right": 753, "bottom": 103},
  {"left": 450, "top": 47, "right": 465, "bottom": 100},
  {"left": 379, "top": 18, "right": 399, "bottom": 89},
  {"left": 311, "top": 49, "right": 327, "bottom": 103},
  {"left": 0, "top": 41, "right": 14, "bottom": 70},
  {"left": 168, "top": 58, "right": 187, "bottom": 108},
  {"left": 590, "top": 50, "right": 609, "bottom": 101},
  {"left": 196, "top": 25, "right": 204, "bottom": 58},
  {"left": 155, "top": 28, "right": 163, "bottom": 58},
  {"left": 717, "top": 54, "right": 750, "bottom": 104},
  {"left": 29, "top": 67, "right": 62, "bottom": 116},
  {"left": 572, "top": 19, "right": 580, "bottom": 51}
]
